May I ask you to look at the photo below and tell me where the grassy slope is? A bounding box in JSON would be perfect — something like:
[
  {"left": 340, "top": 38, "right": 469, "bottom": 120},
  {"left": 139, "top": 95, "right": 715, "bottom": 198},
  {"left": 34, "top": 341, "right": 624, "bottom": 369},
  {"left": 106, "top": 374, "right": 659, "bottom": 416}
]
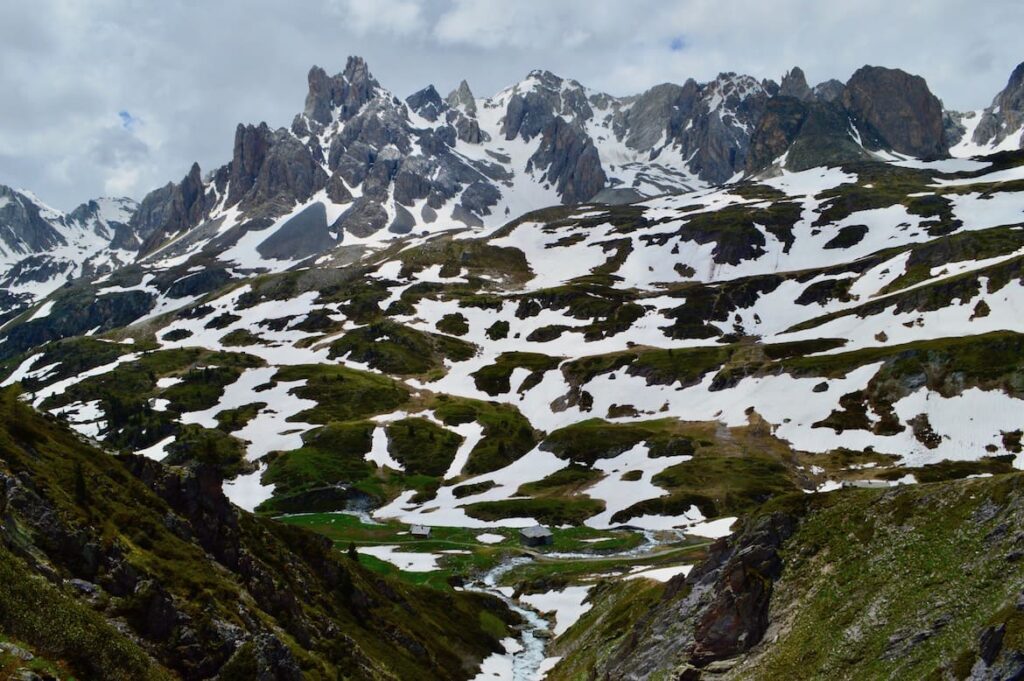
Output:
[
  {"left": 731, "top": 474, "right": 1024, "bottom": 679},
  {"left": 557, "top": 474, "right": 1024, "bottom": 680},
  {"left": 0, "top": 387, "right": 511, "bottom": 680}
]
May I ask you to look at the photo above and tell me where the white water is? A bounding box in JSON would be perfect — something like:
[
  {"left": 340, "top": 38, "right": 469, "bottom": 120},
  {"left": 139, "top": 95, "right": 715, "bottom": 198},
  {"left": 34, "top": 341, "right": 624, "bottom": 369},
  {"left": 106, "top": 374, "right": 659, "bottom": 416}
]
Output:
[
  {"left": 468, "top": 557, "right": 551, "bottom": 680},
  {"left": 465, "top": 528, "right": 688, "bottom": 679}
]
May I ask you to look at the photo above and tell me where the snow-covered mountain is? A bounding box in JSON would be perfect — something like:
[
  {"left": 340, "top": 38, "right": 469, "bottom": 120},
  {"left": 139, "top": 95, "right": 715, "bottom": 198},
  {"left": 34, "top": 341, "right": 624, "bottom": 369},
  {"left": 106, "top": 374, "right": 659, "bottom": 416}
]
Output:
[
  {"left": 6, "top": 56, "right": 1019, "bottom": 320},
  {"left": 0, "top": 186, "right": 138, "bottom": 320},
  {"left": 118, "top": 57, "right": 973, "bottom": 278},
  {"left": 949, "top": 61, "right": 1024, "bottom": 156}
]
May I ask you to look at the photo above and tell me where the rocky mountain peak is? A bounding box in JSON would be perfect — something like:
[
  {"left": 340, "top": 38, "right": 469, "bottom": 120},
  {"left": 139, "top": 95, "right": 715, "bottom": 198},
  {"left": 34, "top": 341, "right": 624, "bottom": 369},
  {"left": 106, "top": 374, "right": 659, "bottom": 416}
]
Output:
[
  {"left": 779, "top": 66, "right": 813, "bottom": 101},
  {"left": 446, "top": 79, "right": 477, "bottom": 115},
  {"left": 811, "top": 78, "right": 845, "bottom": 103},
  {"left": 303, "top": 56, "right": 383, "bottom": 125},
  {"left": 524, "top": 69, "right": 566, "bottom": 90},
  {"left": 999, "top": 61, "right": 1024, "bottom": 111},
  {"left": 0, "top": 185, "right": 66, "bottom": 255},
  {"left": 704, "top": 72, "right": 765, "bottom": 111},
  {"left": 406, "top": 84, "right": 445, "bottom": 121},
  {"left": 971, "top": 60, "right": 1024, "bottom": 149},
  {"left": 843, "top": 65, "right": 947, "bottom": 159}
]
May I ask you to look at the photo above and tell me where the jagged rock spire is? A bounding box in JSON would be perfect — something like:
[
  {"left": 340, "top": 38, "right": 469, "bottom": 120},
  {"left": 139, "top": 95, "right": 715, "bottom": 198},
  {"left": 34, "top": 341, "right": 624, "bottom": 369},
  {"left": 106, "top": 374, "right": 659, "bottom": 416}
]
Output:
[
  {"left": 779, "top": 67, "right": 812, "bottom": 101},
  {"left": 446, "top": 79, "right": 476, "bottom": 116},
  {"left": 303, "top": 56, "right": 381, "bottom": 125}
]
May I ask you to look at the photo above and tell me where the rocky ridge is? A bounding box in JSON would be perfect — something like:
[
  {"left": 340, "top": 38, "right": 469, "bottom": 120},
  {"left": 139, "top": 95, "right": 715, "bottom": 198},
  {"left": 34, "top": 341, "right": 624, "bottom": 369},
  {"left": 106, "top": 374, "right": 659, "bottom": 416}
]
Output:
[{"left": 0, "top": 187, "right": 139, "bottom": 320}]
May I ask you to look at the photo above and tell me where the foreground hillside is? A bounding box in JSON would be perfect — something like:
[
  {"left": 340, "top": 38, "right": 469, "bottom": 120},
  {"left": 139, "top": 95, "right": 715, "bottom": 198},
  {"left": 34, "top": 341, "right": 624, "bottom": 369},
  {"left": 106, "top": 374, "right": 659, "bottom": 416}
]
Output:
[{"left": 0, "top": 387, "right": 512, "bottom": 680}]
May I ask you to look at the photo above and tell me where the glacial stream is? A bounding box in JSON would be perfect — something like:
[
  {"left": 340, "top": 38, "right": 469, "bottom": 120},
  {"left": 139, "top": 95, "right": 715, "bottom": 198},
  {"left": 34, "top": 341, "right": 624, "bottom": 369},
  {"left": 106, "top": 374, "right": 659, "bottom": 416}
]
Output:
[{"left": 464, "top": 530, "right": 675, "bottom": 680}]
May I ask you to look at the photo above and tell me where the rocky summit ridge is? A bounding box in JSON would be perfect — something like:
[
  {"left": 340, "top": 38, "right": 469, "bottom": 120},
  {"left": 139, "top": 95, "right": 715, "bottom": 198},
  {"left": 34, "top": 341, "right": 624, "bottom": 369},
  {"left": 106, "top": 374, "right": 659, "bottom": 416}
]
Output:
[{"left": 2, "top": 57, "right": 1023, "bottom": 324}]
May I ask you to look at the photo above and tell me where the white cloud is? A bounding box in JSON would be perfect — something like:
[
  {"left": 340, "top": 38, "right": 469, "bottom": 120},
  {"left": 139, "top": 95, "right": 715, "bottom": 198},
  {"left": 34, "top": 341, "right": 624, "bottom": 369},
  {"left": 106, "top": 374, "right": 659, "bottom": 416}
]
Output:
[
  {"left": 334, "top": 0, "right": 426, "bottom": 36},
  {"left": 0, "top": 0, "right": 1022, "bottom": 209}
]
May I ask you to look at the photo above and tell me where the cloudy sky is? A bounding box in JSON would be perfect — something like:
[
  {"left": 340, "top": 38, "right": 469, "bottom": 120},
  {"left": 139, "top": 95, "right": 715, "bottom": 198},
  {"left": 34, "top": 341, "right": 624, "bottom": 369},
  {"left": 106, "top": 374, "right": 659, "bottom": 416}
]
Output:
[{"left": 2, "top": 0, "right": 1021, "bottom": 209}]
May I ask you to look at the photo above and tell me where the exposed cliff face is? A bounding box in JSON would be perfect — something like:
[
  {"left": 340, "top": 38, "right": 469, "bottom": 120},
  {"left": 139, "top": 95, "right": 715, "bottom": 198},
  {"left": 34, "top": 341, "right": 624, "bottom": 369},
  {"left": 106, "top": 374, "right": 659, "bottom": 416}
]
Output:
[
  {"left": 598, "top": 512, "right": 799, "bottom": 679},
  {"left": 747, "top": 65, "right": 948, "bottom": 173},
  {"left": 0, "top": 185, "right": 67, "bottom": 254},
  {"left": 746, "top": 96, "right": 872, "bottom": 173},
  {"left": 134, "top": 162, "right": 210, "bottom": 254},
  {"left": 843, "top": 65, "right": 948, "bottom": 159},
  {"left": 528, "top": 117, "right": 607, "bottom": 205}
]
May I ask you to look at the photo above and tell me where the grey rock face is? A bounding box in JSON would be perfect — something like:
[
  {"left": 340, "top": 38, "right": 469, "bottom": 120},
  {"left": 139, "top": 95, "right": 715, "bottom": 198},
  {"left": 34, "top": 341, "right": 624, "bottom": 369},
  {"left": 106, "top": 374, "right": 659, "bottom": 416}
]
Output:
[
  {"left": 459, "top": 180, "right": 501, "bottom": 217},
  {"left": 528, "top": 117, "right": 607, "bottom": 204},
  {"left": 389, "top": 203, "right": 417, "bottom": 234},
  {"left": 304, "top": 56, "right": 381, "bottom": 125},
  {"left": 333, "top": 197, "right": 388, "bottom": 238},
  {"left": 247, "top": 130, "right": 327, "bottom": 210},
  {"left": 677, "top": 74, "right": 771, "bottom": 183},
  {"left": 943, "top": 110, "right": 969, "bottom": 149},
  {"left": 843, "top": 65, "right": 948, "bottom": 159},
  {"left": 779, "top": 67, "right": 813, "bottom": 101},
  {"left": 0, "top": 186, "right": 66, "bottom": 255},
  {"left": 256, "top": 202, "right": 335, "bottom": 261},
  {"left": 446, "top": 79, "right": 477, "bottom": 116},
  {"left": 812, "top": 79, "right": 846, "bottom": 103},
  {"left": 133, "top": 162, "right": 209, "bottom": 254},
  {"left": 226, "top": 123, "right": 327, "bottom": 214},
  {"left": 406, "top": 85, "right": 446, "bottom": 122},
  {"left": 616, "top": 81, "right": 699, "bottom": 152},
  {"left": 452, "top": 113, "right": 485, "bottom": 144},
  {"left": 228, "top": 123, "right": 274, "bottom": 206},
  {"left": 502, "top": 70, "right": 593, "bottom": 142},
  {"left": 972, "top": 61, "right": 1024, "bottom": 149}
]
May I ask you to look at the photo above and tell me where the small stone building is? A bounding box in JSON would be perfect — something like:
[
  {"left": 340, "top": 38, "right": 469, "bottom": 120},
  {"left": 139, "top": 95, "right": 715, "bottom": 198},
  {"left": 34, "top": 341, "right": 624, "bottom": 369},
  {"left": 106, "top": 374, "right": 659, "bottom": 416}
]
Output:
[
  {"left": 411, "top": 524, "right": 431, "bottom": 538},
  {"left": 519, "top": 525, "right": 553, "bottom": 547},
  {"left": 841, "top": 480, "right": 891, "bottom": 490}
]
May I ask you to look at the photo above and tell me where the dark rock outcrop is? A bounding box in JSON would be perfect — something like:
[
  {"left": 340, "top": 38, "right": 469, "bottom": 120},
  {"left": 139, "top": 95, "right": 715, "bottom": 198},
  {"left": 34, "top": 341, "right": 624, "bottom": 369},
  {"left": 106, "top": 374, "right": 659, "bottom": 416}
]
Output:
[
  {"left": 601, "top": 512, "right": 799, "bottom": 678},
  {"left": 843, "top": 65, "right": 948, "bottom": 159},
  {"left": 446, "top": 79, "right": 477, "bottom": 115},
  {"left": 333, "top": 196, "right": 388, "bottom": 238},
  {"left": 134, "top": 162, "right": 209, "bottom": 253},
  {"left": 528, "top": 118, "right": 607, "bottom": 204},
  {"left": 670, "top": 74, "right": 771, "bottom": 183},
  {"left": 256, "top": 202, "right": 335, "bottom": 260},
  {"left": 227, "top": 125, "right": 326, "bottom": 213},
  {"left": 304, "top": 57, "right": 381, "bottom": 125},
  {"left": 616, "top": 81, "right": 700, "bottom": 152},
  {"left": 0, "top": 186, "right": 66, "bottom": 254},
  {"left": 747, "top": 97, "right": 872, "bottom": 173},
  {"left": 406, "top": 85, "right": 445, "bottom": 122},
  {"left": 778, "top": 67, "right": 813, "bottom": 101}
]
